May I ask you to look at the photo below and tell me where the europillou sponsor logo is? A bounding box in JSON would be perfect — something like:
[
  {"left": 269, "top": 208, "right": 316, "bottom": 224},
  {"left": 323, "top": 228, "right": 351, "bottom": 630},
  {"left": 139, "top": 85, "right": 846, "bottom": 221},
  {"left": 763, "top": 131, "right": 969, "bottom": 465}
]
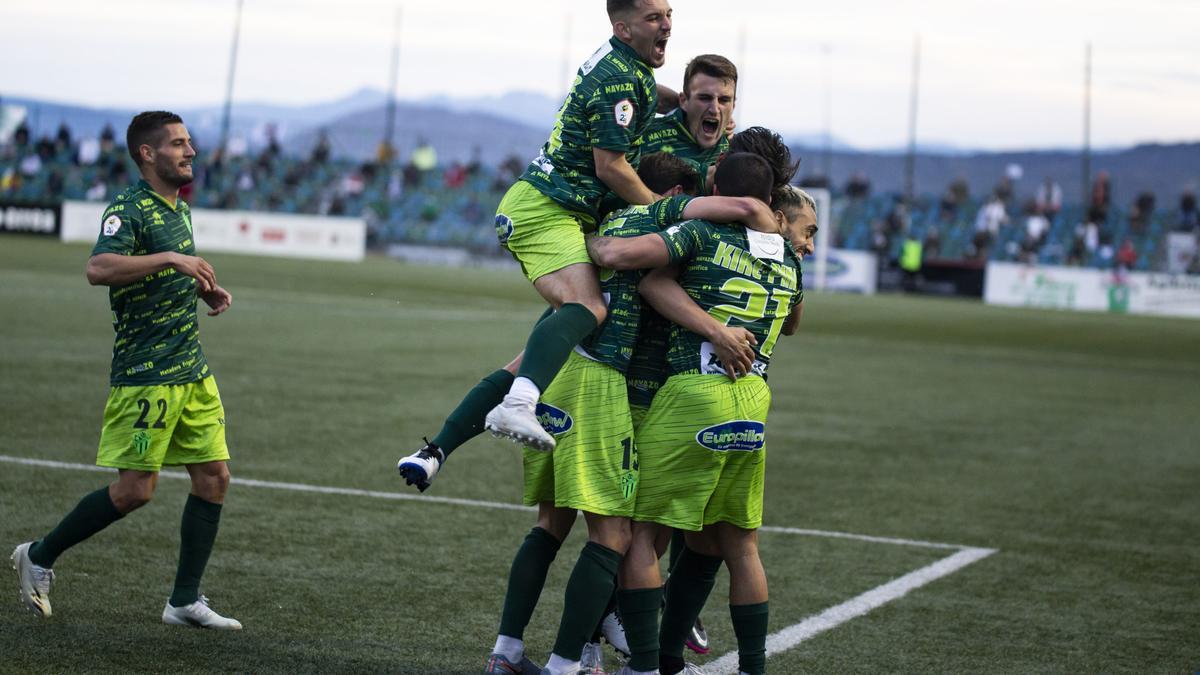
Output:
[
  {"left": 536, "top": 403, "right": 574, "bottom": 436},
  {"left": 695, "top": 420, "right": 766, "bottom": 452},
  {"left": 495, "top": 214, "right": 514, "bottom": 243}
]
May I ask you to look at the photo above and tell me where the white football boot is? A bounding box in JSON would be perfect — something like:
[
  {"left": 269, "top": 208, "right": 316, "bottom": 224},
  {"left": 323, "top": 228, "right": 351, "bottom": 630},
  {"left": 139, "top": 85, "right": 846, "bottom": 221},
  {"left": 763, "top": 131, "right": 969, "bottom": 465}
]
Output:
[
  {"left": 162, "top": 595, "right": 242, "bottom": 630},
  {"left": 11, "top": 542, "right": 54, "bottom": 618},
  {"left": 485, "top": 396, "right": 555, "bottom": 452}
]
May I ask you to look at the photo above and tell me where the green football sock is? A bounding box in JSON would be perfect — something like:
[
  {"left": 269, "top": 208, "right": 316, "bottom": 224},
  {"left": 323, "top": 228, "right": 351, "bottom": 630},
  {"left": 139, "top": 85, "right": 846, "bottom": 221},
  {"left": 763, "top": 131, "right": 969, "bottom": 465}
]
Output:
[
  {"left": 515, "top": 302, "right": 598, "bottom": 391},
  {"left": 667, "top": 529, "right": 687, "bottom": 573},
  {"left": 169, "top": 494, "right": 223, "bottom": 608},
  {"left": 551, "top": 542, "right": 622, "bottom": 661},
  {"left": 730, "top": 601, "right": 770, "bottom": 675},
  {"left": 660, "top": 547, "right": 723, "bottom": 661},
  {"left": 618, "top": 586, "right": 664, "bottom": 672},
  {"left": 498, "top": 527, "right": 561, "bottom": 639},
  {"left": 589, "top": 587, "right": 619, "bottom": 642},
  {"left": 28, "top": 486, "right": 123, "bottom": 568},
  {"left": 430, "top": 369, "right": 514, "bottom": 457}
]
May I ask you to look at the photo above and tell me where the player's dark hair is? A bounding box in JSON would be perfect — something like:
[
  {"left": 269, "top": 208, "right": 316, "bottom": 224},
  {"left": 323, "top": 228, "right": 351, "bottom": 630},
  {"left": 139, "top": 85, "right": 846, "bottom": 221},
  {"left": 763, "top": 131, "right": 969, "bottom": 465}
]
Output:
[
  {"left": 729, "top": 126, "right": 800, "bottom": 203},
  {"left": 713, "top": 152, "right": 773, "bottom": 203},
  {"left": 607, "top": 0, "right": 639, "bottom": 21},
  {"left": 683, "top": 54, "right": 738, "bottom": 95},
  {"left": 127, "top": 111, "right": 184, "bottom": 166},
  {"left": 638, "top": 152, "right": 700, "bottom": 196}
]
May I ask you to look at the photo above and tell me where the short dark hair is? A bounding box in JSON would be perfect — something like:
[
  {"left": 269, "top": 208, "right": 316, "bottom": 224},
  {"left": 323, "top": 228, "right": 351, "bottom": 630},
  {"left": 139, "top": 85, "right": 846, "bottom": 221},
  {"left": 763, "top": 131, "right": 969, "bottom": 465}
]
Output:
[
  {"left": 713, "top": 152, "right": 773, "bottom": 203},
  {"left": 729, "top": 126, "right": 799, "bottom": 203},
  {"left": 607, "top": 0, "right": 639, "bottom": 21},
  {"left": 637, "top": 152, "right": 700, "bottom": 196},
  {"left": 127, "top": 111, "right": 184, "bottom": 166},
  {"left": 683, "top": 54, "right": 738, "bottom": 95}
]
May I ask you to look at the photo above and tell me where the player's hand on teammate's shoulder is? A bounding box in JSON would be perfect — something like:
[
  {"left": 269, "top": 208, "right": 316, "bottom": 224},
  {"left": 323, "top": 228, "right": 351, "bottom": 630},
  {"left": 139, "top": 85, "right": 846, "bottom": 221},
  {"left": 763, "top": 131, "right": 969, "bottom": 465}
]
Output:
[{"left": 200, "top": 286, "right": 232, "bottom": 316}]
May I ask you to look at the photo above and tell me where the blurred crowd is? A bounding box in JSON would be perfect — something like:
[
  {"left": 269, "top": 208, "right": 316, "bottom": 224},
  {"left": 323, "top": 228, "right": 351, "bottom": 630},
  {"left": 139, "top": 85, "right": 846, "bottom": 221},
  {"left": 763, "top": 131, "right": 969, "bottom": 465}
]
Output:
[{"left": 2, "top": 121, "right": 1198, "bottom": 273}]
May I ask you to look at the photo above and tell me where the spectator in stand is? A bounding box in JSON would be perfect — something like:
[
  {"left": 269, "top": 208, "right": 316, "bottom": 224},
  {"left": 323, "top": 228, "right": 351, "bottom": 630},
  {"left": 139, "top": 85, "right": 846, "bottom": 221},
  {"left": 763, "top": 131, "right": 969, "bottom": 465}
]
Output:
[
  {"left": 923, "top": 224, "right": 942, "bottom": 260},
  {"left": 1116, "top": 239, "right": 1137, "bottom": 271},
  {"left": 1129, "top": 191, "right": 1156, "bottom": 233},
  {"left": 86, "top": 176, "right": 107, "bottom": 202},
  {"left": 1066, "top": 235, "right": 1086, "bottom": 266},
  {"left": 311, "top": 130, "right": 331, "bottom": 165},
  {"left": 973, "top": 191, "right": 1008, "bottom": 258},
  {"left": 411, "top": 138, "right": 437, "bottom": 173},
  {"left": 938, "top": 185, "right": 959, "bottom": 222},
  {"left": 1077, "top": 207, "right": 1103, "bottom": 257},
  {"left": 444, "top": 162, "right": 467, "bottom": 189},
  {"left": 845, "top": 171, "right": 871, "bottom": 199},
  {"left": 1024, "top": 199, "right": 1049, "bottom": 246},
  {"left": 1036, "top": 178, "right": 1062, "bottom": 220},
  {"left": 1091, "top": 170, "right": 1112, "bottom": 218},
  {"left": 1180, "top": 192, "right": 1199, "bottom": 231},
  {"left": 55, "top": 123, "right": 73, "bottom": 159}
]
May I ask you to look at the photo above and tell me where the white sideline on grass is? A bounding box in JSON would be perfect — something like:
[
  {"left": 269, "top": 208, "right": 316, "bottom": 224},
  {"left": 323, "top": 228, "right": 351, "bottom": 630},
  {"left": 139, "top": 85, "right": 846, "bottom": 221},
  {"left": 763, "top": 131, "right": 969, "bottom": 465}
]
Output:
[{"left": 0, "top": 453, "right": 997, "bottom": 672}]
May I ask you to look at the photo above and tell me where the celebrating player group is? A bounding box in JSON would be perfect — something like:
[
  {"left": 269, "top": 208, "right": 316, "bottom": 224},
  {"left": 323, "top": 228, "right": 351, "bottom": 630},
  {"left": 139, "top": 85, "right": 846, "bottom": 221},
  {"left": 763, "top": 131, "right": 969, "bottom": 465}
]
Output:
[
  {"left": 9, "top": 1, "right": 818, "bottom": 674},
  {"left": 396, "top": 2, "right": 818, "bottom": 674}
]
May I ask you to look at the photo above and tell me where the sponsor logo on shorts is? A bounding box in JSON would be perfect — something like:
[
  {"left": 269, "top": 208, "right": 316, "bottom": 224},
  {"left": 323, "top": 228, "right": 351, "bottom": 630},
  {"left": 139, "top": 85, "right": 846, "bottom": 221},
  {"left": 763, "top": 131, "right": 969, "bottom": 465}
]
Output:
[
  {"left": 695, "top": 420, "right": 766, "bottom": 452},
  {"left": 535, "top": 403, "right": 574, "bottom": 436},
  {"left": 495, "top": 214, "right": 514, "bottom": 244},
  {"left": 132, "top": 431, "right": 151, "bottom": 456}
]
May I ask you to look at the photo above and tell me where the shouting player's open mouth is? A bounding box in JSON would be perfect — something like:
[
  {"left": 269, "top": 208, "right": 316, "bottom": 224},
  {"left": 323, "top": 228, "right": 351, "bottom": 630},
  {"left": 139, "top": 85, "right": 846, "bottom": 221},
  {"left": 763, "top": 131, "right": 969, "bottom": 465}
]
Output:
[
  {"left": 700, "top": 116, "right": 722, "bottom": 140},
  {"left": 654, "top": 36, "right": 669, "bottom": 61}
]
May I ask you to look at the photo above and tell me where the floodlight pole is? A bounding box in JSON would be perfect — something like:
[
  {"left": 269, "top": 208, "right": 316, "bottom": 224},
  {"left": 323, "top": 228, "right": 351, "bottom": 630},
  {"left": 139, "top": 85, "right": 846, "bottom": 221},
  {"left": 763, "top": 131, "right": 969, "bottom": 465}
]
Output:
[
  {"left": 822, "top": 43, "right": 833, "bottom": 181},
  {"left": 560, "top": 13, "right": 573, "bottom": 94},
  {"left": 218, "top": 0, "right": 244, "bottom": 156},
  {"left": 904, "top": 35, "right": 921, "bottom": 205},
  {"left": 382, "top": 6, "right": 403, "bottom": 161},
  {"left": 1082, "top": 42, "right": 1092, "bottom": 209}
]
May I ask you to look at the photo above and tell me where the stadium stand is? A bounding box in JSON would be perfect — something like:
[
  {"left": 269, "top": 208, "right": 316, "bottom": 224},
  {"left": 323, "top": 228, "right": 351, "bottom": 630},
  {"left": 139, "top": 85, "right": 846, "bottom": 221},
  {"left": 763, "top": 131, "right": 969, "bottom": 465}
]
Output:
[{"left": 2, "top": 122, "right": 1195, "bottom": 272}]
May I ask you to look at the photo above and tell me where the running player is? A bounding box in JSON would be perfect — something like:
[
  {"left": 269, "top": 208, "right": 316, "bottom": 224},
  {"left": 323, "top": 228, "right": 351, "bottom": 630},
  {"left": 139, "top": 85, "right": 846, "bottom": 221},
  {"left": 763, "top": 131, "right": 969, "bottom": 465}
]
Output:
[
  {"left": 11, "top": 111, "right": 241, "bottom": 630},
  {"left": 616, "top": 153, "right": 804, "bottom": 675},
  {"left": 482, "top": 0, "right": 674, "bottom": 454}
]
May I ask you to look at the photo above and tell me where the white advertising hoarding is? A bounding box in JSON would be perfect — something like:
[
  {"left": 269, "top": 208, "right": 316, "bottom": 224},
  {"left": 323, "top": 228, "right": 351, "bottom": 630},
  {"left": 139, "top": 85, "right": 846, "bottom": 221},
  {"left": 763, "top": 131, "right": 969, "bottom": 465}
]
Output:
[
  {"left": 820, "top": 249, "right": 878, "bottom": 294},
  {"left": 61, "top": 201, "right": 366, "bottom": 262},
  {"left": 984, "top": 261, "right": 1200, "bottom": 319}
]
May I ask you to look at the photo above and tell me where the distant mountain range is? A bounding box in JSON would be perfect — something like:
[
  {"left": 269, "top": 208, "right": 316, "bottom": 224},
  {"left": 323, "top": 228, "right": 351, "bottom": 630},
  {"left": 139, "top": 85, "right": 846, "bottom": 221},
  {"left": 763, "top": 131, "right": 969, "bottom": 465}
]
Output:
[{"left": 3, "top": 89, "right": 1197, "bottom": 203}]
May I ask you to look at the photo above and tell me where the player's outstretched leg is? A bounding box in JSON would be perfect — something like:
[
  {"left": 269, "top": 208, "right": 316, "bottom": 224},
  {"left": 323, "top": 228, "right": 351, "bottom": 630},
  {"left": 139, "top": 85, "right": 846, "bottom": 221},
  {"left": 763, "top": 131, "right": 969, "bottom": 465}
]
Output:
[
  {"left": 487, "top": 266, "right": 607, "bottom": 452},
  {"left": 397, "top": 438, "right": 446, "bottom": 492}
]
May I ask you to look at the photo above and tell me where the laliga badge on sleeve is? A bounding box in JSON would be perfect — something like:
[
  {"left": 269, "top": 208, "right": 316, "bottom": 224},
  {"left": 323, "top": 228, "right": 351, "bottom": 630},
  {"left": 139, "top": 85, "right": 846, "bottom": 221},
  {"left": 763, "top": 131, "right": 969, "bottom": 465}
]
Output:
[
  {"left": 614, "top": 99, "right": 634, "bottom": 128},
  {"left": 102, "top": 215, "right": 122, "bottom": 236}
]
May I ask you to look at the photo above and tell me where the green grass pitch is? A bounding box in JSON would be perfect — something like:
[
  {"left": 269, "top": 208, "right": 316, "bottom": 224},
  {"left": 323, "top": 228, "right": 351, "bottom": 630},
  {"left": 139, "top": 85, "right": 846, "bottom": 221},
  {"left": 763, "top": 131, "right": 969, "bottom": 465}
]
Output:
[{"left": 1, "top": 235, "right": 1197, "bottom": 673}]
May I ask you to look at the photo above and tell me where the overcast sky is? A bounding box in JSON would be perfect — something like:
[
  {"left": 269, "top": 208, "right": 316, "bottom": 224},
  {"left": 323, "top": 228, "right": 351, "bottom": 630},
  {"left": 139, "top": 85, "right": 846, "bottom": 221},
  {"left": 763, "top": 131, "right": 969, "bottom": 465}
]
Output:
[{"left": 3, "top": 0, "right": 1198, "bottom": 150}]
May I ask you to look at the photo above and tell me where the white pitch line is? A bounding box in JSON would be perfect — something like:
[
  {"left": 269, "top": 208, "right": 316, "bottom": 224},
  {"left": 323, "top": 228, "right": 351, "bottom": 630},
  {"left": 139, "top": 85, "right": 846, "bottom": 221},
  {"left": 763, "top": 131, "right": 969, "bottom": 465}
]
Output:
[
  {"left": 2, "top": 452, "right": 999, "bottom": 669},
  {"left": 0, "top": 454, "right": 985, "bottom": 549},
  {"left": 704, "top": 546, "right": 998, "bottom": 675}
]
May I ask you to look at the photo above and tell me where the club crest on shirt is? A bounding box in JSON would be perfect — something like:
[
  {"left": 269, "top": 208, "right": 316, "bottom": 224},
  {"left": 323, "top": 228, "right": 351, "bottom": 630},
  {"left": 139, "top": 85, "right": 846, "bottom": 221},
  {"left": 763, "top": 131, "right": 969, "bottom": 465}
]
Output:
[
  {"left": 103, "top": 215, "right": 122, "bottom": 236},
  {"left": 536, "top": 403, "right": 574, "bottom": 436},
  {"left": 614, "top": 99, "right": 634, "bottom": 128}
]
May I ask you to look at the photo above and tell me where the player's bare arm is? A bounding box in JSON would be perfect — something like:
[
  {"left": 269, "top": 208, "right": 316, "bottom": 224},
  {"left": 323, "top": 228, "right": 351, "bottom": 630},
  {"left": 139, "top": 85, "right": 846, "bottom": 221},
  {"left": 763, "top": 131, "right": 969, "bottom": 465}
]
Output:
[
  {"left": 656, "top": 83, "right": 679, "bottom": 112},
  {"left": 782, "top": 301, "right": 803, "bottom": 336},
  {"left": 86, "top": 252, "right": 217, "bottom": 292},
  {"left": 681, "top": 196, "right": 779, "bottom": 233},
  {"left": 594, "top": 147, "right": 658, "bottom": 206},
  {"left": 639, "top": 265, "right": 756, "bottom": 379},
  {"left": 586, "top": 232, "right": 670, "bottom": 271}
]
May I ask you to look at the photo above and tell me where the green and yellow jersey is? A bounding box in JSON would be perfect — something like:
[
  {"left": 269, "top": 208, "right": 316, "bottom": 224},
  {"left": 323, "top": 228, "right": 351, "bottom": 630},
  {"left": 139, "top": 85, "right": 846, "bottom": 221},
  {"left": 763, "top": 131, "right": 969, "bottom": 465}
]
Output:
[
  {"left": 579, "top": 195, "right": 692, "bottom": 373},
  {"left": 642, "top": 107, "right": 729, "bottom": 194},
  {"left": 92, "top": 180, "right": 209, "bottom": 386},
  {"left": 519, "top": 36, "right": 658, "bottom": 222},
  {"left": 658, "top": 221, "right": 803, "bottom": 377}
]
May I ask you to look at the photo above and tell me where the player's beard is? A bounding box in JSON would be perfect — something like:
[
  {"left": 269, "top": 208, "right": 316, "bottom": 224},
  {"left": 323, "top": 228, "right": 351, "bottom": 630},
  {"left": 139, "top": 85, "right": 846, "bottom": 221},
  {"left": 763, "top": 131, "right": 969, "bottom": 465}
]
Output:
[{"left": 154, "top": 158, "right": 194, "bottom": 188}]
